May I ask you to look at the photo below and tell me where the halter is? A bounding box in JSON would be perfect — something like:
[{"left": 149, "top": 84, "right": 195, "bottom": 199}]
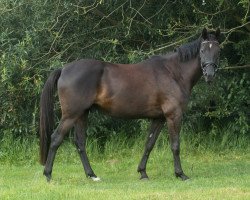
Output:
[
  {"left": 202, "top": 62, "right": 219, "bottom": 73},
  {"left": 201, "top": 40, "right": 219, "bottom": 45},
  {"left": 200, "top": 40, "right": 220, "bottom": 72}
]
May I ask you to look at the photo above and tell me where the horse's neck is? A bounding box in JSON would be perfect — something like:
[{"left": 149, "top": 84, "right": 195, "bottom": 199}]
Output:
[{"left": 179, "top": 56, "right": 202, "bottom": 93}]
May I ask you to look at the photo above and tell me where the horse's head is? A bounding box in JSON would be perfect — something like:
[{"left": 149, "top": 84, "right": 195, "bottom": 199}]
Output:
[{"left": 200, "top": 28, "right": 220, "bottom": 83}]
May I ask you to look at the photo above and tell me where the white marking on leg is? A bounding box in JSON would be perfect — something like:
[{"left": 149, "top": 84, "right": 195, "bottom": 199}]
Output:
[
  {"left": 209, "top": 43, "right": 212, "bottom": 48},
  {"left": 149, "top": 134, "right": 153, "bottom": 138},
  {"left": 91, "top": 177, "right": 101, "bottom": 181}
]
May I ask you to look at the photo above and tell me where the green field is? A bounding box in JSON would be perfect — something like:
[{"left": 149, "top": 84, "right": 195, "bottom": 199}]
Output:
[{"left": 0, "top": 139, "right": 249, "bottom": 200}]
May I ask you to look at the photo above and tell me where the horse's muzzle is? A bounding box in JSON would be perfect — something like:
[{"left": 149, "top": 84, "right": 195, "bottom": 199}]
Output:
[{"left": 202, "top": 62, "right": 217, "bottom": 83}]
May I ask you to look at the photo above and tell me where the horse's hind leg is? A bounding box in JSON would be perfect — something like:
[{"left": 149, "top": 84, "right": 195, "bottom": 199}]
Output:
[
  {"left": 74, "top": 112, "right": 100, "bottom": 181},
  {"left": 137, "top": 118, "right": 165, "bottom": 180},
  {"left": 43, "top": 117, "right": 76, "bottom": 182}
]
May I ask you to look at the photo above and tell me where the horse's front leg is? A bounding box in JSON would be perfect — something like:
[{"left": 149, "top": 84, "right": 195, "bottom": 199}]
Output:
[
  {"left": 166, "top": 109, "right": 189, "bottom": 181},
  {"left": 137, "top": 118, "right": 165, "bottom": 180}
]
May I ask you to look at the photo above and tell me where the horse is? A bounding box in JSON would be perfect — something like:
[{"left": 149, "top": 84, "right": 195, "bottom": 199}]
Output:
[{"left": 39, "top": 28, "right": 221, "bottom": 182}]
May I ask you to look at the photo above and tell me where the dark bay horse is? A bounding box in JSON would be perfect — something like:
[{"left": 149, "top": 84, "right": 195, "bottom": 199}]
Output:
[{"left": 40, "top": 28, "right": 220, "bottom": 182}]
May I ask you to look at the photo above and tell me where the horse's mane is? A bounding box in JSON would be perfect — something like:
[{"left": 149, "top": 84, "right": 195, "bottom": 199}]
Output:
[{"left": 176, "top": 38, "right": 201, "bottom": 62}]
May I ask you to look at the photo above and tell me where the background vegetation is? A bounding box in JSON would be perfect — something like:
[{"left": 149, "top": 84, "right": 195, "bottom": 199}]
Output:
[{"left": 0, "top": 0, "right": 249, "bottom": 149}]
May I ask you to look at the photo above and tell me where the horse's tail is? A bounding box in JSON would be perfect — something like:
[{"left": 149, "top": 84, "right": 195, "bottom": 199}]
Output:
[{"left": 39, "top": 69, "right": 62, "bottom": 165}]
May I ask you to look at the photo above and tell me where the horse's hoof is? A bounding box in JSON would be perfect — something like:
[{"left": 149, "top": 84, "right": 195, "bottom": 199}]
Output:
[
  {"left": 175, "top": 172, "right": 190, "bottom": 181},
  {"left": 90, "top": 176, "right": 101, "bottom": 182},
  {"left": 43, "top": 171, "right": 51, "bottom": 182},
  {"left": 139, "top": 171, "right": 149, "bottom": 180},
  {"left": 180, "top": 175, "right": 190, "bottom": 181},
  {"left": 44, "top": 174, "right": 51, "bottom": 182},
  {"left": 46, "top": 177, "right": 51, "bottom": 182},
  {"left": 140, "top": 174, "right": 149, "bottom": 180}
]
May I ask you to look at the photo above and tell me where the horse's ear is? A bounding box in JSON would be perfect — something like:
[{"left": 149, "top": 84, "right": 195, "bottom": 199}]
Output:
[
  {"left": 202, "top": 28, "right": 208, "bottom": 40},
  {"left": 215, "top": 28, "right": 220, "bottom": 39}
]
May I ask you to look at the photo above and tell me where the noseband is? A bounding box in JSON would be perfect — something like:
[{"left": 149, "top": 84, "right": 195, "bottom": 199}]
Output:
[{"left": 202, "top": 62, "right": 219, "bottom": 72}]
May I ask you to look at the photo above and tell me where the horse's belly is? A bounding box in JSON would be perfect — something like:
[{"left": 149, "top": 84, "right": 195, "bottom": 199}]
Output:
[{"left": 96, "top": 98, "right": 164, "bottom": 119}]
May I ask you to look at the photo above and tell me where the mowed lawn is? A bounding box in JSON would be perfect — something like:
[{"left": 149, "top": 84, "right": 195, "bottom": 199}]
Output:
[{"left": 0, "top": 147, "right": 249, "bottom": 200}]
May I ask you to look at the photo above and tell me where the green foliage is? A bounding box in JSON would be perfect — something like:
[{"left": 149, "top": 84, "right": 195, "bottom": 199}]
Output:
[
  {"left": 0, "top": 132, "right": 38, "bottom": 164},
  {"left": 0, "top": 0, "right": 249, "bottom": 142}
]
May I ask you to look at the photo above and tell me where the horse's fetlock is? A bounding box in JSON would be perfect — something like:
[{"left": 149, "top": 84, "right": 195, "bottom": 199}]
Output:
[{"left": 137, "top": 166, "right": 145, "bottom": 173}]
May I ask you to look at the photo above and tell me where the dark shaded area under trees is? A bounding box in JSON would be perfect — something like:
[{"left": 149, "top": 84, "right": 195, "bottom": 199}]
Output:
[{"left": 0, "top": 0, "right": 249, "bottom": 144}]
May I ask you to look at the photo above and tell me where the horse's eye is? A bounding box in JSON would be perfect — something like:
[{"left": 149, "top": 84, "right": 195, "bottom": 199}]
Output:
[{"left": 200, "top": 49, "right": 204, "bottom": 53}]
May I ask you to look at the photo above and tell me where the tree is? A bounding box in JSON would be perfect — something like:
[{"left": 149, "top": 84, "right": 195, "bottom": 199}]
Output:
[{"left": 0, "top": 0, "right": 249, "bottom": 140}]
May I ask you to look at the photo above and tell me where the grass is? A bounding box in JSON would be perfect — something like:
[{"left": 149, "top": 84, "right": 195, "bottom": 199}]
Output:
[{"left": 0, "top": 134, "right": 250, "bottom": 200}]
